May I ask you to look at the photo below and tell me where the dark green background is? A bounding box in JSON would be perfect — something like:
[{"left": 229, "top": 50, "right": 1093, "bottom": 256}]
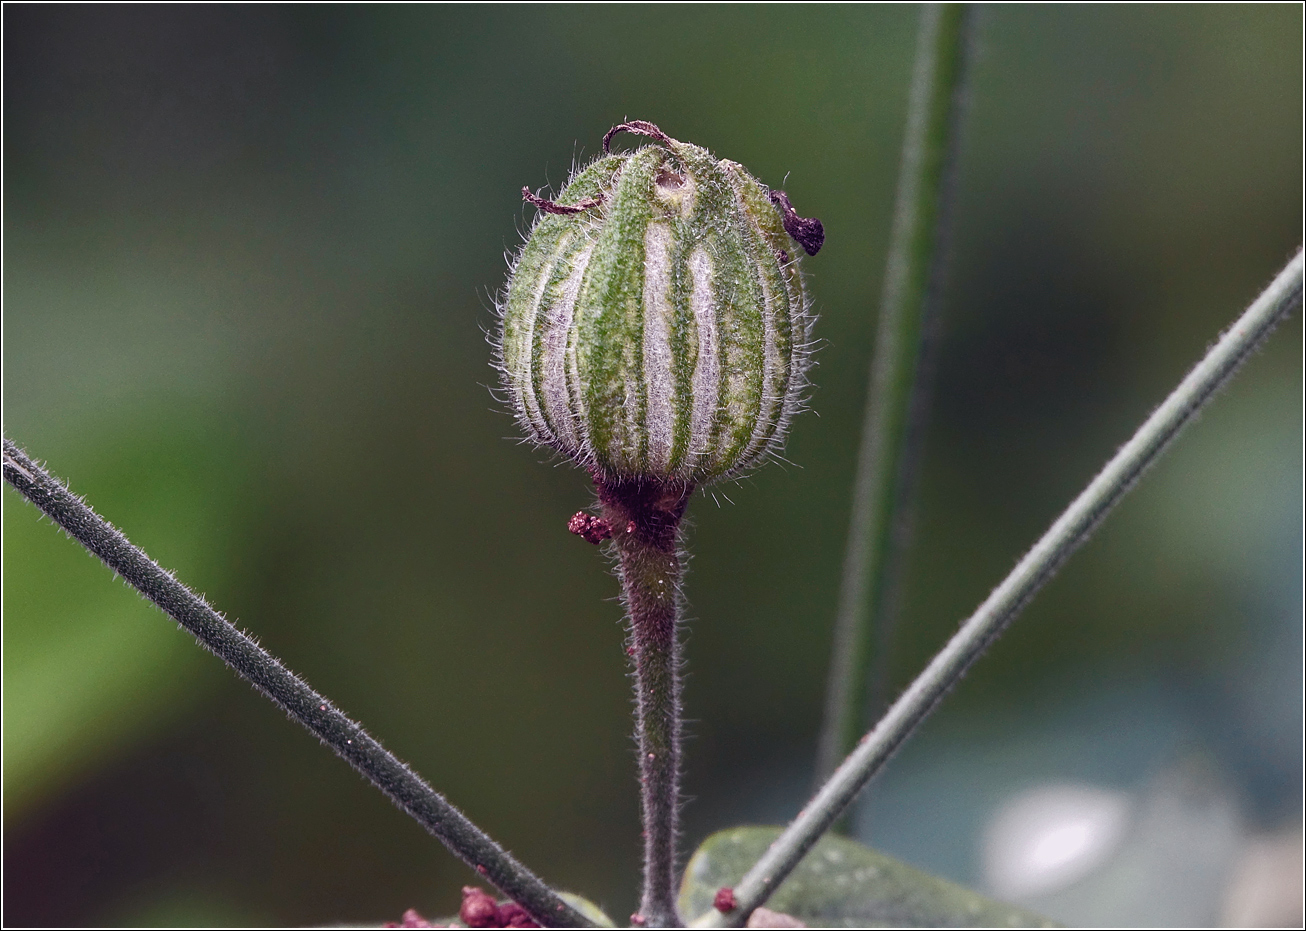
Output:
[{"left": 4, "top": 5, "right": 1301, "bottom": 926}]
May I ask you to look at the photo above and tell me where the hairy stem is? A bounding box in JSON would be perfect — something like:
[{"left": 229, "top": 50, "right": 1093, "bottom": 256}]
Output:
[
  {"left": 1, "top": 438, "right": 596, "bottom": 930},
  {"left": 816, "top": 2, "right": 979, "bottom": 789},
  {"left": 695, "top": 251, "right": 1303, "bottom": 928},
  {"left": 594, "top": 475, "right": 694, "bottom": 928}
]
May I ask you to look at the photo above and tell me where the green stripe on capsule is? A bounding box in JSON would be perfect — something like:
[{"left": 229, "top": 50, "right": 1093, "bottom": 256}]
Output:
[
  {"left": 677, "top": 144, "right": 766, "bottom": 479},
  {"left": 555, "top": 154, "right": 626, "bottom": 206},
  {"left": 575, "top": 147, "right": 664, "bottom": 476},
  {"left": 529, "top": 227, "right": 599, "bottom": 442},
  {"left": 501, "top": 133, "right": 812, "bottom": 484},
  {"left": 728, "top": 166, "right": 797, "bottom": 470},
  {"left": 505, "top": 155, "right": 625, "bottom": 448},
  {"left": 664, "top": 214, "right": 698, "bottom": 477},
  {"left": 504, "top": 220, "right": 576, "bottom": 441}
]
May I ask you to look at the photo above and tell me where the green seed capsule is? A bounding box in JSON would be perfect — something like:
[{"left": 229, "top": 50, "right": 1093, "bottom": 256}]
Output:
[{"left": 498, "top": 121, "right": 821, "bottom": 485}]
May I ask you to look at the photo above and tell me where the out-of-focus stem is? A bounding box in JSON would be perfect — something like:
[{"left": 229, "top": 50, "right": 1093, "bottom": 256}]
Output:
[
  {"left": 815, "top": 2, "right": 979, "bottom": 789},
  {"left": 696, "top": 249, "right": 1303, "bottom": 928}
]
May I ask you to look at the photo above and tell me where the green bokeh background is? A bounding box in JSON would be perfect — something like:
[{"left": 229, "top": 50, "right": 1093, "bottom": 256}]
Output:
[{"left": 4, "top": 5, "right": 1301, "bottom": 926}]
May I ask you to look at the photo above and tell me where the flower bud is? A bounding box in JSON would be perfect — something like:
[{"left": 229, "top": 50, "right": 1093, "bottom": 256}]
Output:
[{"left": 498, "top": 121, "right": 820, "bottom": 484}]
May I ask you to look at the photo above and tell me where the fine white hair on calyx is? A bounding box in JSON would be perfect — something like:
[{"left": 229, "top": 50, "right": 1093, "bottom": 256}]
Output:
[
  {"left": 489, "top": 198, "right": 548, "bottom": 425},
  {"left": 495, "top": 145, "right": 821, "bottom": 485},
  {"left": 642, "top": 222, "right": 676, "bottom": 474},
  {"left": 777, "top": 253, "right": 817, "bottom": 444},
  {"left": 516, "top": 232, "right": 572, "bottom": 443},
  {"left": 732, "top": 222, "right": 819, "bottom": 477},
  {"left": 541, "top": 239, "right": 597, "bottom": 452},
  {"left": 492, "top": 149, "right": 624, "bottom": 462},
  {"left": 742, "top": 248, "right": 782, "bottom": 466},
  {"left": 686, "top": 245, "right": 719, "bottom": 473}
]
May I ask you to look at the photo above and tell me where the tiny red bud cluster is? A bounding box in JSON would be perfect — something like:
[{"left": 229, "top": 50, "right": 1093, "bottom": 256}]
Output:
[
  {"left": 567, "top": 511, "right": 613, "bottom": 544},
  {"left": 459, "top": 887, "right": 540, "bottom": 929}
]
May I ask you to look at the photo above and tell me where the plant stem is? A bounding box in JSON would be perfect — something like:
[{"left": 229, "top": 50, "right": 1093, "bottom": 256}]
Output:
[
  {"left": 695, "top": 250, "right": 1304, "bottom": 928},
  {"left": 593, "top": 474, "right": 694, "bottom": 928},
  {"left": 0, "top": 438, "right": 596, "bottom": 931},
  {"left": 815, "top": 2, "right": 978, "bottom": 789}
]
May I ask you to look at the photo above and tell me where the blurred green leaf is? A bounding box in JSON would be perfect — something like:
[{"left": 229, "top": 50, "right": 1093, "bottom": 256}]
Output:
[
  {"left": 680, "top": 826, "right": 1055, "bottom": 928},
  {"left": 557, "top": 893, "right": 617, "bottom": 928}
]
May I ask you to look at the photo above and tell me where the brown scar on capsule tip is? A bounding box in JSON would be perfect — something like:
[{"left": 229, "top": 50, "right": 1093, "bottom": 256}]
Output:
[
  {"left": 568, "top": 511, "right": 613, "bottom": 544},
  {"left": 522, "top": 187, "right": 602, "bottom": 215},
  {"left": 714, "top": 887, "right": 738, "bottom": 913},
  {"left": 655, "top": 166, "right": 686, "bottom": 189},
  {"left": 603, "top": 119, "right": 673, "bottom": 153},
  {"left": 769, "top": 189, "right": 825, "bottom": 256}
]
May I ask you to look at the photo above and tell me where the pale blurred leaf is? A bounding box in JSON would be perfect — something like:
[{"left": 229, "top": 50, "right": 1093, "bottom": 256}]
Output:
[{"left": 680, "top": 826, "right": 1055, "bottom": 928}]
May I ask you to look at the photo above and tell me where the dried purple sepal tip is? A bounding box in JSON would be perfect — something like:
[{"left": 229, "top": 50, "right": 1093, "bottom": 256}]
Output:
[
  {"left": 602, "top": 119, "right": 673, "bottom": 153},
  {"left": 522, "top": 187, "right": 602, "bottom": 215},
  {"left": 713, "top": 886, "right": 738, "bottom": 913},
  {"left": 568, "top": 511, "right": 613, "bottom": 544},
  {"left": 769, "top": 190, "right": 824, "bottom": 255}
]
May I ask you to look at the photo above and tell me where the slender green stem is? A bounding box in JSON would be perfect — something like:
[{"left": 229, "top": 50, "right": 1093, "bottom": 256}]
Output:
[
  {"left": 815, "top": 2, "right": 979, "bottom": 788},
  {"left": 593, "top": 475, "right": 693, "bottom": 928},
  {"left": 696, "top": 251, "right": 1303, "bottom": 928},
  {"left": 0, "top": 438, "right": 596, "bottom": 930}
]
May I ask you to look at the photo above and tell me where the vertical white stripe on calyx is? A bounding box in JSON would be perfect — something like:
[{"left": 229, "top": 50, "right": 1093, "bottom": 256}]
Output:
[
  {"left": 642, "top": 223, "right": 675, "bottom": 474},
  {"left": 540, "top": 239, "right": 596, "bottom": 452},
  {"left": 687, "top": 245, "right": 719, "bottom": 471},
  {"left": 741, "top": 238, "right": 782, "bottom": 467},
  {"left": 519, "top": 233, "right": 569, "bottom": 442}
]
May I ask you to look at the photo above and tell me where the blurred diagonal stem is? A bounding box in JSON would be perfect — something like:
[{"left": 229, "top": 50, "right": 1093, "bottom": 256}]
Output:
[
  {"left": 0, "top": 438, "right": 596, "bottom": 931},
  {"left": 697, "top": 249, "right": 1304, "bottom": 928},
  {"left": 815, "top": 2, "right": 979, "bottom": 790}
]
